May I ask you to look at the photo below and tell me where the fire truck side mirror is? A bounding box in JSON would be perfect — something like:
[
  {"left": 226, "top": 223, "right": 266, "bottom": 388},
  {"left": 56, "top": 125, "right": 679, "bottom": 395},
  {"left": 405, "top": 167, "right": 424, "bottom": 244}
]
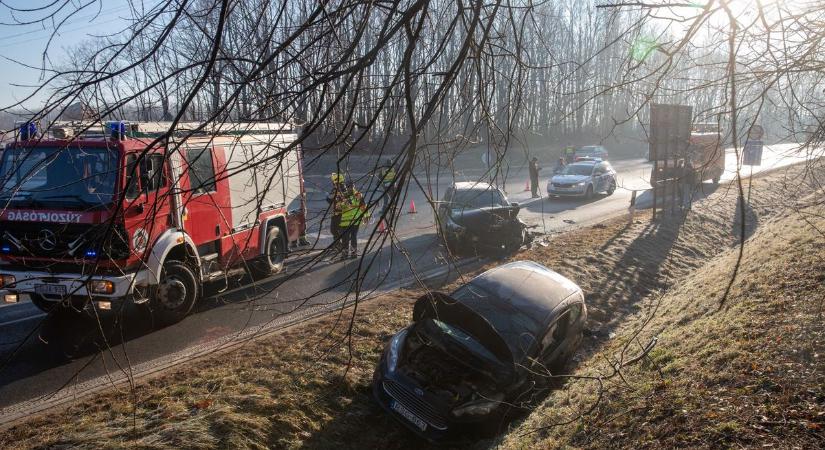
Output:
[{"left": 126, "top": 202, "right": 145, "bottom": 216}]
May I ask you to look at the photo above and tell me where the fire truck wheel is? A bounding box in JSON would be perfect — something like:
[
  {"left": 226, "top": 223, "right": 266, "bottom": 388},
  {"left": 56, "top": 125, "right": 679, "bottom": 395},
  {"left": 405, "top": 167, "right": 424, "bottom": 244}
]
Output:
[
  {"left": 153, "top": 261, "right": 198, "bottom": 325},
  {"left": 250, "top": 227, "right": 286, "bottom": 279}
]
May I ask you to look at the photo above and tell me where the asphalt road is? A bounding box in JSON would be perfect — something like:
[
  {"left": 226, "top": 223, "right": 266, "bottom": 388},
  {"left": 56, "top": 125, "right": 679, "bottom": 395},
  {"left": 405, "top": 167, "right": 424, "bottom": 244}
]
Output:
[{"left": 0, "top": 142, "right": 808, "bottom": 412}]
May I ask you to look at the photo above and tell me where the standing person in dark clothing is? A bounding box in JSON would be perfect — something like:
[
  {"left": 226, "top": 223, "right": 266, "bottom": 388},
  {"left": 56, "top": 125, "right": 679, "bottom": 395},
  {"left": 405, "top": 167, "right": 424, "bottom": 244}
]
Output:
[
  {"left": 529, "top": 157, "right": 542, "bottom": 198},
  {"left": 326, "top": 173, "right": 346, "bottom": 255}
]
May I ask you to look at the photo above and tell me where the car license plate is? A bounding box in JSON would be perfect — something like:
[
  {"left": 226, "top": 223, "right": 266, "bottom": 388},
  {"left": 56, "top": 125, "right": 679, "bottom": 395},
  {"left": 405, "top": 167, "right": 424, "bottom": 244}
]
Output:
[
  {"left": 391, "top": 400, "right": 427, "bottom": 431},
  {"left": 35, "top": 283, "right": 67, "bottom": 297}
]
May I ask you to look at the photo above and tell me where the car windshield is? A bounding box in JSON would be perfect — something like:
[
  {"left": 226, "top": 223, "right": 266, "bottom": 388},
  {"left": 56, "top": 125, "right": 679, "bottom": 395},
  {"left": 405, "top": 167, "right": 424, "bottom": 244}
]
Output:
[
  {"left": 560, "top": 164, "right": 593, "bottom": 176},
  {"left": 576, "top": 146, "right": 597, "bottom": 155},
  {"left": 452, "top": 188, "right": 507, "bottom": 209},
  {"left": 0, "top": 147, "right": 119, "bottom": 210}
]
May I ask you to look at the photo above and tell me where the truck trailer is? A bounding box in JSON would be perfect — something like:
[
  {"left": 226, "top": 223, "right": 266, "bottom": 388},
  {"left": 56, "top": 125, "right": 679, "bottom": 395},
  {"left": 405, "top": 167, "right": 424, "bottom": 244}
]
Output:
[{"left": 650, "top": 122, "right": 725, "bottom": 186}]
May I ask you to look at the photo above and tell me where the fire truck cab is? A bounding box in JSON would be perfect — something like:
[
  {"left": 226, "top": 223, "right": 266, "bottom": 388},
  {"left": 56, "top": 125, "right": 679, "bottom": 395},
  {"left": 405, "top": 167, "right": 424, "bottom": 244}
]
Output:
[{"left": 0, "top": 120, "right": 306, "bottom": 324}]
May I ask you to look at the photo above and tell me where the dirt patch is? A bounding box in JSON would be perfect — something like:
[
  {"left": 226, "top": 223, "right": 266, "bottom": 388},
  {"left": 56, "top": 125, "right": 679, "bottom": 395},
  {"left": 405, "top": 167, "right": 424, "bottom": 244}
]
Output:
[{"left": 0, "top": 162, "right": 822, "bottom": 449}]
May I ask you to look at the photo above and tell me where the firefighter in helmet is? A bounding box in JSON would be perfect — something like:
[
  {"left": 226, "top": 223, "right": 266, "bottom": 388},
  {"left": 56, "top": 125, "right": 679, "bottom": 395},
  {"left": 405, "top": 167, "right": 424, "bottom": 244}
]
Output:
[{"left": 336, "top": 180, "right": 369, "bottom": 259}]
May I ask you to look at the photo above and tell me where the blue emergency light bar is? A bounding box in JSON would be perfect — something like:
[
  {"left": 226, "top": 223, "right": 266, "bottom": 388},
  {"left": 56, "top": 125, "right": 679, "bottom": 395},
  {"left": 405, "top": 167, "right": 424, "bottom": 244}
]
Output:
[
  {"left": 19, "top": 122, "right": 36, "bottom": 140},
  {"left": 106, "top": 121, "right": 127, "bottom": 140}
]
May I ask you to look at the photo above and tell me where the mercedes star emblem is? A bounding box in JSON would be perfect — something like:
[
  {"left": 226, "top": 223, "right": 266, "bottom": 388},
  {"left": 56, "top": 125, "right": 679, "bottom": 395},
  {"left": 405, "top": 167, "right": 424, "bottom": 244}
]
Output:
[{"left": 38, "top": 229, "right": 57, "bottom": 251}]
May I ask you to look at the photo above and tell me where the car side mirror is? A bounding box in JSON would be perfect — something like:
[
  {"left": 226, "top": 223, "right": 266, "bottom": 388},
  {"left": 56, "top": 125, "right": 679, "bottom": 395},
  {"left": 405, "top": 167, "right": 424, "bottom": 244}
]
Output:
[{"left": 510, "top": 202, "right": 519, "bottom": 208}]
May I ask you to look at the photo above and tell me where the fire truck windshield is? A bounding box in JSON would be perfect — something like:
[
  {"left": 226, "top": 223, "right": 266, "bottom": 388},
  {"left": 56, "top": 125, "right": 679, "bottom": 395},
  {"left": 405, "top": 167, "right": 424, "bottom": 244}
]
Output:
[{"left": 0, "top": 147, "right": 118, "bottom": 210}]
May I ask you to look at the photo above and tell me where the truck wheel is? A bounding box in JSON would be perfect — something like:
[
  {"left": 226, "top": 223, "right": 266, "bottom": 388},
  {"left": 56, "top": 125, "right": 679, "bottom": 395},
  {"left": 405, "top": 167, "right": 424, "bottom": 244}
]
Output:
[
  {"left": 152, "top": 260, "right": 198, "bottom": 325},
  {"left": 585, "top": 185, "right": 594, "bottom": 200},
  {"left": 712, "top": 175, "right": 720, "bottom": 185},
  {"left": 249, "top": 227, "right": 286, "bottom": 279}
]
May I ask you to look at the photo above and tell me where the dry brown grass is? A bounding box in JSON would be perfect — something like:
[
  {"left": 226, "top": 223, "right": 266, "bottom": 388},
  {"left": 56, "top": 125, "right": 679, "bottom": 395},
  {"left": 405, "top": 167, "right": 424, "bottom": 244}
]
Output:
[
  {"left": 499, "top": 194, "right": 825, "bottom": 447},
  {"left": 0, "top": 164, "right": 823, "bottom": 450}
]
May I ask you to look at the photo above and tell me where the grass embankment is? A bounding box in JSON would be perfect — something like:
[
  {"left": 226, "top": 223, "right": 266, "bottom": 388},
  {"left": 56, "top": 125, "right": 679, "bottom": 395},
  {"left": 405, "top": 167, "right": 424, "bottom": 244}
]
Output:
[
  {"left": 1, "top": 164, "right": 823, "bottom": 449},
  {"left": 501, "top": 203, "right": 825, "bottom": 449}
]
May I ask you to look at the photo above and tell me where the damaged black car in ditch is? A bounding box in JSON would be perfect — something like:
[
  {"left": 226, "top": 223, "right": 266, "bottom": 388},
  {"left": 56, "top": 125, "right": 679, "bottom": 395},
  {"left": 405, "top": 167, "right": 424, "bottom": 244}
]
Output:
[
  {"left": 372, "top": 261, "right": 587, "bottom": 443},
  {"left": 436, "top": 182, "right": 529, "bottom": 255}
]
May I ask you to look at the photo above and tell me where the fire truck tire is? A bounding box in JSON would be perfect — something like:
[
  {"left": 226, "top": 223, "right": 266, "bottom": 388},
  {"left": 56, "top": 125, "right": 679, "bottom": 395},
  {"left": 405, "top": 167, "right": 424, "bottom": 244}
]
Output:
[
  {"left": 152, "top": 261, "right": 199, "bottom": 325},
  {"left": 249, "top": 227, "right": 286, "bottom": 279}
]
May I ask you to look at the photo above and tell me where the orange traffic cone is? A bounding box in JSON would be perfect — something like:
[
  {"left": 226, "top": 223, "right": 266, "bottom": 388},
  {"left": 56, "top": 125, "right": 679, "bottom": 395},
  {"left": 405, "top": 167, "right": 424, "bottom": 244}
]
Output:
[
  {"left": 408, "top": 199, "right": 417, "bottom": 214},
  {"left": 524, "top": 180, "right": 530, "bottom": 191},
  {"left": 378, "top": 219, "right": 387, "bottom": 233}
]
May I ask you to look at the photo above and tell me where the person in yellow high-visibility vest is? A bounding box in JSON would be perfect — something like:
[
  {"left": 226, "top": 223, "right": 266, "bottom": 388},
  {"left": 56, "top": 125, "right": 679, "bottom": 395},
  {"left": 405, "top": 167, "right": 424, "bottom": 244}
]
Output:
[
  {"left": 327, "top": 172, "right": 346, "bottom": 253},
  {"left": 336, "top": 181, "right": 369, "bottom": 258},
  {"left": 381, "top": 159, "right": 397, "bottom": 187},
  {"left": 563, "top": 143, "right": 576, "bottom": 164},
  {"left": 380, "top": 158, "right": 397, "bottom": 198}
]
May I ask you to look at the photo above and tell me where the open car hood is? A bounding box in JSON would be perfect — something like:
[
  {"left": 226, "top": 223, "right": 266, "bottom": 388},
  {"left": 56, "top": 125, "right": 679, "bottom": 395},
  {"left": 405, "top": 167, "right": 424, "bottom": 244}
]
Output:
[
  {"left": 412, "top": 292, "right": 517, "bottom": 383},
  {"left": 449, "top": 205, "right": 519, "bottom": 229}
]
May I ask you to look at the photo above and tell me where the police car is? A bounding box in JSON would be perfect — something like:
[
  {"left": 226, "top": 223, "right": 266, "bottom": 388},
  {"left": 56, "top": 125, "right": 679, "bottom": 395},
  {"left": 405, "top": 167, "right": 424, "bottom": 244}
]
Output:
[{"left": 547, "top": 158, "right": 617, "bottom": 200}]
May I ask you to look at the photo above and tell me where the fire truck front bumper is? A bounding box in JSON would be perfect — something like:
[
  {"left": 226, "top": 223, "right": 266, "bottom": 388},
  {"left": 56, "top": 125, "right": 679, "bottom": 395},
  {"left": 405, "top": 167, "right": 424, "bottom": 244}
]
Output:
[{"left": 0, "top": 269, "right": 151, "bottom": 307}]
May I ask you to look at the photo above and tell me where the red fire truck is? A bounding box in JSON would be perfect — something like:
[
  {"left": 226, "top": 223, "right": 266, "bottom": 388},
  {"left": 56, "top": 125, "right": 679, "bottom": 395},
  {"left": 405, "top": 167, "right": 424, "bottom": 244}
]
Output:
[{"left": 0, "top": 120, "right": 306, "bottom": 324}]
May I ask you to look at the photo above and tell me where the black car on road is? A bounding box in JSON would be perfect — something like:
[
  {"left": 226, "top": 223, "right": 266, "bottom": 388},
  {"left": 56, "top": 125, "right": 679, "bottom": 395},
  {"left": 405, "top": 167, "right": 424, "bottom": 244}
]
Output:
[
  {"left": 372, "top": 261, "right": 587, "bottom": 443},
  {"left": 436, "top": 182, "right": 527, "bottom": 255}
]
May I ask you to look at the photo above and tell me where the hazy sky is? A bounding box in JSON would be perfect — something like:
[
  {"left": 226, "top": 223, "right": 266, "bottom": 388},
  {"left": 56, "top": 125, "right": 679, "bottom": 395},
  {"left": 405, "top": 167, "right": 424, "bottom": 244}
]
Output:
[{"left": 0, "top": 0, "right": 138, "bottom": 109}]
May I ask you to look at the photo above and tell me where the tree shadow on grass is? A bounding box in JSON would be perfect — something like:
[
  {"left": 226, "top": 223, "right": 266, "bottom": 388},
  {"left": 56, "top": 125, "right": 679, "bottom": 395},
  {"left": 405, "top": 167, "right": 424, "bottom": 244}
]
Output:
[{"left": 574, "top": 215, "right": 686, "bottom": 340}]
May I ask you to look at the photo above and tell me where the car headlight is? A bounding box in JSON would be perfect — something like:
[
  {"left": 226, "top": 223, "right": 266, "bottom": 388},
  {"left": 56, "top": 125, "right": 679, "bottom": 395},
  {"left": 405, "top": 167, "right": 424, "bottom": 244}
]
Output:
[
  {"left": 451, "top": 393, "right": 505, "bottom": 418},
  {"left": 386, "top": 328, "right": 408, "bottom": 373},
  {"left": 87, "top": 280, "right": 115, "bottom": 295},
  {"left": 575, "top": 181, "right": 586, "bottom": 187},
  {"left": 0, "top": 274, "right": 16, "bottom": 288}
]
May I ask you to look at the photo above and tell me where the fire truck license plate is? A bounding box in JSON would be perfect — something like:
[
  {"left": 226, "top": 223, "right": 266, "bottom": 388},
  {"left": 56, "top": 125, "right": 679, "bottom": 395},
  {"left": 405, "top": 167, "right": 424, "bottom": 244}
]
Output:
[{"left": 35, "top": 284, "right": 67, "bottom": 297}]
